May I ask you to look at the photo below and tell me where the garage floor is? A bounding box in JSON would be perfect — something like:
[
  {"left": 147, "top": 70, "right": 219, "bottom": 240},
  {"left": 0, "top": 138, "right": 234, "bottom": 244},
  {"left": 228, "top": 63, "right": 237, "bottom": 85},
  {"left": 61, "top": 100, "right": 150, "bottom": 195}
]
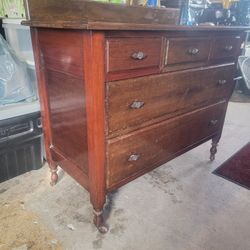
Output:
[{"left": 1, "top": 101, "right": 250, "bottom": 250}]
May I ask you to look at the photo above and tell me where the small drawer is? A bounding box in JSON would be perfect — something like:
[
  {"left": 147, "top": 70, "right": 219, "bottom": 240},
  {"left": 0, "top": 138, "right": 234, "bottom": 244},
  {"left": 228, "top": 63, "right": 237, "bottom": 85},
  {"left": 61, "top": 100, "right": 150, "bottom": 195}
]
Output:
[
  {"left": 165, "top": 37, "right": 211, "bottom": 66},
  {"left": 107, "top": 101, "right": 227, "bottom": 188},
  {"left": 107, "top": 64, "right": 235, "bottom": 136},
  {"left": 210, "top": 35, "right": 242, "bottom": 61},
  {"left": 106, "top": 37, "right": 162, "bottom": 80}
]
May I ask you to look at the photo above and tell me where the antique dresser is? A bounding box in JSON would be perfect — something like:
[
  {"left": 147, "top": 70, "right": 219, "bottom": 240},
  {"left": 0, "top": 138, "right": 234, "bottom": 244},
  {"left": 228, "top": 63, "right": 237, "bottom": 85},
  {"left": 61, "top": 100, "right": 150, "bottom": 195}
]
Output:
[{"left": 23, "top": 0, "right": 248, "bottom": 233}]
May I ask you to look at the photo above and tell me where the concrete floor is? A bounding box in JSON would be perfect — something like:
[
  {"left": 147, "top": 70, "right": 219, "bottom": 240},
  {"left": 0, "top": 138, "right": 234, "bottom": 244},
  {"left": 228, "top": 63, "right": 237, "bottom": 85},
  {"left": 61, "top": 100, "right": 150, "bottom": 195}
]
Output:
[{"left": 1, "top": 101, "right": 250, "bottom": 250}]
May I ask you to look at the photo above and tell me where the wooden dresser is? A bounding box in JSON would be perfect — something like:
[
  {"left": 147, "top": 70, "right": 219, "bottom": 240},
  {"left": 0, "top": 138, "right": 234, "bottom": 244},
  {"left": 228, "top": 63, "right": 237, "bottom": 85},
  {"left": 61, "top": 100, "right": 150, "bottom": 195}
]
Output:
[{"left": 23, "top": 0, "right": 248, "bottom": 233}]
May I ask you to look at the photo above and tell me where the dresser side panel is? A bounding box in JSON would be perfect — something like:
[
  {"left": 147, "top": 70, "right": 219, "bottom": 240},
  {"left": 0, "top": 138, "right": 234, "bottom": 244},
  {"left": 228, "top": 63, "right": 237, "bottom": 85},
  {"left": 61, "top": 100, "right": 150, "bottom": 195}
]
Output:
[{"left": 37, "top": 28, "right": 89, "bottom": 175}]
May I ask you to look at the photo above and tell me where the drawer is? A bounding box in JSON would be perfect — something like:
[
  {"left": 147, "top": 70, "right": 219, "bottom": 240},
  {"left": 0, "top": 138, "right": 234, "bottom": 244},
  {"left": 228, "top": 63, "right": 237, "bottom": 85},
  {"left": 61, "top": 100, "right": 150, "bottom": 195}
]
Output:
[
  {"left": 107, "top": 101, "right": 227, "bottom": 188},
  {"left": 106, "top": 38, "right": 162, "bottom": 80},
  {"left": 107, "top": 64, "right": 235, "bottom": 136},
  {"left": 165, "top": 37, "right": 211, "bottom": 66},
  {"left": 210, "top": 35, "right": 242, "bottom": 61}
]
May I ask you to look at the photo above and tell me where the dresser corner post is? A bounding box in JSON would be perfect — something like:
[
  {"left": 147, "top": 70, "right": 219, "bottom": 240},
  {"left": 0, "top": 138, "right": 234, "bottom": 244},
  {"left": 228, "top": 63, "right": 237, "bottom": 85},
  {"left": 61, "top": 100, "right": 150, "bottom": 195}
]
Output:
[
  {"left": 210, "top": 134, "right": 221, "bottom": 161},
  {"left": 50, "top": 163, "right": 59, "bottom": 186},
  {"left": 82, "top": 31, "right": 108, "bottom": 233},
  {"left": 30, "top": 27, "right": 58, "bottom": 186}
]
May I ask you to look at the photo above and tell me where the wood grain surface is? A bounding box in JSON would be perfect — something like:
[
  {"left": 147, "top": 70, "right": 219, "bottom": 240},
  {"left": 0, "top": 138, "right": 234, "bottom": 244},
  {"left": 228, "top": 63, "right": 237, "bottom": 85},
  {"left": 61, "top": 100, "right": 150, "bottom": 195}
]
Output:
[
  {"left": 107, "top": 64, "right": 235, "bottom": 136},
  {"left": 107, "top": 101, "right": 227, "bottom": 188}
]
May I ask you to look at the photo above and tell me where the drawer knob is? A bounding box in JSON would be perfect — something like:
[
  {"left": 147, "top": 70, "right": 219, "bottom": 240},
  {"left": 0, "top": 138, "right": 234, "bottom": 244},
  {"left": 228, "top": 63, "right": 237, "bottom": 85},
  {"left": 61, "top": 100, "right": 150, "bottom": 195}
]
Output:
[
  {"left": 131, "top": 51, "right": 147, "bottom": 60},
  {"left": 188, "top": 48, "right": 199, "bottom": 55},
  {"left": 130, "top": 101, "right": 145, "bottom": 109},
  {"left": 224, "top": 45, "right": 233, "bottom": 51},
  {"left": 218, "top": 79, "right": 227, "bottom": 85},
  {"left": 128, "top": 154, "right": 140, "bottom": 162},
  {"left": 210, "top": 120, "right": 218, "bottom": 126}
]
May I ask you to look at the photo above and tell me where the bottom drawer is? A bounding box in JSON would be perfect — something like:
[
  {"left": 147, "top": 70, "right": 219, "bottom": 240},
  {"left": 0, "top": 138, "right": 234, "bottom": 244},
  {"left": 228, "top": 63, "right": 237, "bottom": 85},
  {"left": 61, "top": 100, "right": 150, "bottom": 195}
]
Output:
[{"left": 107, "top": 101, "right": 227, "bottom": 188}]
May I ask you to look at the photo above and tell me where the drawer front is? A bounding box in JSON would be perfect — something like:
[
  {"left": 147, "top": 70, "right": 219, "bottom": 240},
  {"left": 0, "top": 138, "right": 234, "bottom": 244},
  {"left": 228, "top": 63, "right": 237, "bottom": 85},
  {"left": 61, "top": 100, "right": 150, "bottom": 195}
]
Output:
[
  {"left": 107, "top": 64, "right": 235, "bottom": 136},
  {"left": 210, "top": 35, "right": 242, "bottom": 61},
  {"left": 107, "top": 101, "right": 227, "bottom": 188},
  {"left": 106, "top": 38, "right": 162, "bottom": 80},
  {"left": 165, "top": 37, "right": 211, "bottom": 66}
]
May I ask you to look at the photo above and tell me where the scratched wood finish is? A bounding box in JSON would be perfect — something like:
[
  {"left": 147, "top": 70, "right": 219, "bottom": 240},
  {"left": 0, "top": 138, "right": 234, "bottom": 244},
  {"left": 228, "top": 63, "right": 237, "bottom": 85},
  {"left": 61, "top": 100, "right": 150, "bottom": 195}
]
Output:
[
  {"left": 22, "top": 1, "right": 249, "bottom": 32},
  {"left": 165, "top": 37, "right": 212, "bottom": 66},
  {"left": 23, "top": 0, "right": 179, "bottom": 29},
  {"left": 105, "top": 33, "right": 243, "bottom": 81},
  {"left": 107, "top": 101, "right": 227, "bottom": 188},
  {"left": 24, "top": 0, "right": 249, "bottom": 231},
  {"left": 107, "top": 64, "right": 235, "bottom": 136}
]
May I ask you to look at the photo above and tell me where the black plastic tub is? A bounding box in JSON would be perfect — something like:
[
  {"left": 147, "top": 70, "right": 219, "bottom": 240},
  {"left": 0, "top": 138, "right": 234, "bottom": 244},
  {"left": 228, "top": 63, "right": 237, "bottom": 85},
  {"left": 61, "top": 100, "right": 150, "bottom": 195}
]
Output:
[{"left": 0, "top": 111, "right": 44, "bottom": 183}]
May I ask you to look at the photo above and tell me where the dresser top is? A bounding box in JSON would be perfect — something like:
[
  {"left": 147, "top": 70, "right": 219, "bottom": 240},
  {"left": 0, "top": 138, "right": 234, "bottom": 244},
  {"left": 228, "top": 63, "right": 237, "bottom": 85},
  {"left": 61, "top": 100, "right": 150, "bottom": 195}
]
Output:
[{"left": 23, "top": 0, "right": 249, "bottom": 32}]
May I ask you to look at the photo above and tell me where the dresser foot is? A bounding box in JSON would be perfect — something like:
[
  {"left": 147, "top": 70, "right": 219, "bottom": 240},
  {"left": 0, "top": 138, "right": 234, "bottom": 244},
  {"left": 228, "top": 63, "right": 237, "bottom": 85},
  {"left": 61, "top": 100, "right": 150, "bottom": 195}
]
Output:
[
  {"left": 49, "top": 164, "right": 58, "bottom": 186},
  {"left": 93, "top": 209, "right": 109, "bottom": 234},
  {"left": 210, "top": 137, "right": 219, "bottom": 161}
]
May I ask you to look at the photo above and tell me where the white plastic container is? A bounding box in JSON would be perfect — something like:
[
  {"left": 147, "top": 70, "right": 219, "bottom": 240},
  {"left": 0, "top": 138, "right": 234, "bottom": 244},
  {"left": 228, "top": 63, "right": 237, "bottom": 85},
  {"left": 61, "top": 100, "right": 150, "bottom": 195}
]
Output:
[{"left": 2, "top": 18, "right": 34, "bottom": 65}]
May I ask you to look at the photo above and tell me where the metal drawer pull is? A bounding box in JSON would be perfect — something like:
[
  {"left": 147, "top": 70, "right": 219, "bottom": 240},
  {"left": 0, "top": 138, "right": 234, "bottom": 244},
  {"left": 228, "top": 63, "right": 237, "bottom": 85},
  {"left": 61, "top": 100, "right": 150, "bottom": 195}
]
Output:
[
  {"left": 210, "top": 120, "right": 218, "bottom": 126},
  {"left": 218, "top": 79, "right": 227, "bottom": 85},
  {"left": 128, "top": 154, "right": 140, "bottom": 162},
  {"left": 131, "top": 51, "right": 147, "bottom": 60},
  {"left": 224, "top": 45, "right": 233, "bottom": 51},
  {"left": 188, "top": 48, "right": 199, "bottom": 55},
  {"left": 130, "top": 101, "right": 145, "bottom": 109}
]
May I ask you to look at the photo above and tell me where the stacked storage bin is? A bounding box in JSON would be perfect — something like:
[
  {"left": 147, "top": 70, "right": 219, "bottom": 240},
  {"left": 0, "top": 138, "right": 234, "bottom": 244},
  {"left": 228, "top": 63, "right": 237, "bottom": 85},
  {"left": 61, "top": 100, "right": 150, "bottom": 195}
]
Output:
[
  {"left": 0, "top": 103, "right": 43, "bottom": 183},
  {"left": 0, "top": 8, "right": 43, "bottom": 182}
]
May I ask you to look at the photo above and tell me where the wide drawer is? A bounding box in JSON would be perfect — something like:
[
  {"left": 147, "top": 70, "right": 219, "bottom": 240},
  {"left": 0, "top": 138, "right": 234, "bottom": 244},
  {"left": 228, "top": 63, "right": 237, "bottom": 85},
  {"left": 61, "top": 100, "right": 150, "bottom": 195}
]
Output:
[
  {"left": 210, "top": 35, "right": 242, "bottom": 61},
  {"left": 106, "top": 37, "right": 162, "bottom": 80},
  {"left": 107, "top": 64, "right": 235, "bottom": 136},
  {"left": 165, "top": 37, "right": 211, "bottom": 66},
  {"left": 107, "top": 101, "right": 227, "bottom": 188}
]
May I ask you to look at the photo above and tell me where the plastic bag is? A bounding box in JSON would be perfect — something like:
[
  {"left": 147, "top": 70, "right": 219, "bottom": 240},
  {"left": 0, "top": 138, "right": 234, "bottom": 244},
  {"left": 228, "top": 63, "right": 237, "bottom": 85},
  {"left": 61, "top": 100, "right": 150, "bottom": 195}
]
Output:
[{"left": 0, "top": 34, "right": 35, "bottom": 105}]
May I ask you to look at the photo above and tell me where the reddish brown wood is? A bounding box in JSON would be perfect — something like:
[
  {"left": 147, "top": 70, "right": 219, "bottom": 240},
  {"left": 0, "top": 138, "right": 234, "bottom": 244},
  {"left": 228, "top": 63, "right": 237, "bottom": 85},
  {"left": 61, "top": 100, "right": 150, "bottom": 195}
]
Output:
[
  {"left": 82, "top": 31, "right": 107, "bottom": 233},
  {"left": 30, "top": 28, "right": 58, "bottom": 185},
  {"left": 107, "top": 101, "right": 227, "bottom": 188},
  {"left": 106, "top": 37, "right": 162, "bottom": 80},
  {"left": 22, "top": 1, "right": 250, "bottom": 33},
  {"left": 107, "top": 64, "right": 235, "bottom": 136},
  {"left": 25, "top": 2, "right": 248, "bottom": 231},
  {"left": 51, "top": 147, "right": 89, "bottom": 190},
  {"left": 37, "top": 29, "right": 89, "bottom": 175},
  {"left": 45, "top": 70, "right": 88, "bottom": 174},
  {"left": 210, "top": 35, "right": 242, "bottom": 62},
  {"left": 165, "top": 37, "right": 212, "bottom": 66},
  {"left": 86, "top": 22, "right": 249, "bottom": 32},
  {"left": 107, "top": 133, "right": 216, "bottom": 192},
  {"left": 23, "top": 0, "right": 179, "bottom": 28},
  {"left": 104, "top": 30, "right": 240, "bottom": 39},
  {"left": 106, "top": 67, "right": 161, "bottom": 82},
  {"left": 38, "top": 29, "right": 84, "bottom": 78}
]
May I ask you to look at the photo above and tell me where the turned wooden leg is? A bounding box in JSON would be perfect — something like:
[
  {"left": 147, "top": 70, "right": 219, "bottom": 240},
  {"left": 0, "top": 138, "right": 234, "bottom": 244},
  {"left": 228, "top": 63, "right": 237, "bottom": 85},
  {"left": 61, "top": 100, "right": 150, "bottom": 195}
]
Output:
[
  {"left": 93, "top": 208, "right": 108, "bottom": 234},
  {"left": 49, "top": 163, "right": 58, "bottom": 186},
  {"left": 210, "top": 137, "right": 220, "bottom": 161}
]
